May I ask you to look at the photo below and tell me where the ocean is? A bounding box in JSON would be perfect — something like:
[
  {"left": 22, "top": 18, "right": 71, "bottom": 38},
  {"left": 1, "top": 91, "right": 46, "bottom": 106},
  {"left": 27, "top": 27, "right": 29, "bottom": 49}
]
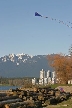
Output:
[{"left": 0, "top": 85, "right": 20, "bottom": 90}]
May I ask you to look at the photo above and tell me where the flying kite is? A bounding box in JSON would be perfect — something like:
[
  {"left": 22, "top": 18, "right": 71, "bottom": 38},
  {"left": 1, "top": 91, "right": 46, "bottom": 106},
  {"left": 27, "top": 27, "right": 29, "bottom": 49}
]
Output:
[{"left": 35, "top": 12, "right": 72, "bottom": 28}]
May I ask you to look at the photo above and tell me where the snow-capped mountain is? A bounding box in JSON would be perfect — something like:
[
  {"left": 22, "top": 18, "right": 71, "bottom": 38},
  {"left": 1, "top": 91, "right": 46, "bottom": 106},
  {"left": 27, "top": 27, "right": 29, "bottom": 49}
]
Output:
[
  {"left": 1, "top": 53, "right": 33, "bottom": 64},
  {"left": 0, "top": 53, "right": 53, "bottom": 77}
]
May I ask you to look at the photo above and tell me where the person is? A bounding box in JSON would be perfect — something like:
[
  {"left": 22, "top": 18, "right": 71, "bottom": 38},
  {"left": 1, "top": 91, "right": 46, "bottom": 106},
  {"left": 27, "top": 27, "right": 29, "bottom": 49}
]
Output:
[{"left": 60, "top": 87, "right": 64, "bottom": 92}]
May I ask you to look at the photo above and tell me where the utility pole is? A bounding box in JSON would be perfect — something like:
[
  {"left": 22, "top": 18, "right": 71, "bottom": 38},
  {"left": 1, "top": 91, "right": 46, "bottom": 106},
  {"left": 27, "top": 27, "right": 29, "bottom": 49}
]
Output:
[{"left": 69, "top": 44, "right": 72, "bottom": 56}]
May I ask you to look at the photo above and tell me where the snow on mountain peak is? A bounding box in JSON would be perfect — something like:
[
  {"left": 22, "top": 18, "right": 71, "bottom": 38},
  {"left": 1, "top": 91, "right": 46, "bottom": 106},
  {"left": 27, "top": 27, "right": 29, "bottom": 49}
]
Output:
[
  {"left": 9, "top": 53, "right": 15, "bottom": 58},
  {"left": 0, "top": 53, "right": 36, "bottom": 64},
  {"left": 16, "top": 53, "right": 25, "bottom": 56},
  {"left": 30, "top": 55, "right": 33, "bottom": 58}
]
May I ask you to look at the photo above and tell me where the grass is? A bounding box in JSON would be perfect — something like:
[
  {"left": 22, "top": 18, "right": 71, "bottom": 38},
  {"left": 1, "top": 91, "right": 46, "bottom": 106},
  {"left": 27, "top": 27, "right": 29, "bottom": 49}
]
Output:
[
  {"left": 57, "top": 97, "right": 72, "bottom": 108},
  {"left": 36, "top": 84, "right": 72, "bottom": 89},
  {"left": 50, "top": 84, "right": 72, "bottom": 89},
  {"left": 46, "top": 97, "right": 72, "bottom": 108}
]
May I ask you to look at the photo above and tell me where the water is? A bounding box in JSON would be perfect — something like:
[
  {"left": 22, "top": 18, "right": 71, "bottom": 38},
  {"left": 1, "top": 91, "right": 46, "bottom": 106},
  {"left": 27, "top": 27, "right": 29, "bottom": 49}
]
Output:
[{"left": 0, "top": 85, "right": 20, "bottom": 90}]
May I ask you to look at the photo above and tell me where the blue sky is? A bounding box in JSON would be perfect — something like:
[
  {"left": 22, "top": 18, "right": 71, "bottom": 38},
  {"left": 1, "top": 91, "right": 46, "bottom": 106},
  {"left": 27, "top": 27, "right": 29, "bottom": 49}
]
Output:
[{"left": 0, "top": 0, "right": 72, "bottom": 57}]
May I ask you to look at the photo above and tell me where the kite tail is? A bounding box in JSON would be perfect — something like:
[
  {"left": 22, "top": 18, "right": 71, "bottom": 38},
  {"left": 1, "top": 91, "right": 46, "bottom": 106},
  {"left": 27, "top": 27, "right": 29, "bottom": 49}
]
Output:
[{"left": 35, "top": 12, "right": 72, "bottom": 28}]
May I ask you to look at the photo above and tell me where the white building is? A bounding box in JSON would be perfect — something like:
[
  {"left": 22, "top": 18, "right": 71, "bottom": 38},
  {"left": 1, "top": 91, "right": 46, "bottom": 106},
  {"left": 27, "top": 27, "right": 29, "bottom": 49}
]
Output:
[
  {"left": 52, "top": 71, "right": 56, "bottom": 78},
  {"left": 47, "top": 70, "right": 51, "bottom": 78},
  {"left": 68, "top": 80, "right": 71, "bottom": 84},
  {"left": 40, "top": 69, "right": 45, "bottom": 79},
  {"left": 32, "top": 78, "right": 36, "bottom": 85},
  {"left": 68, "top": 80, "right": 72, "bottom": 84},
  {"left": 32, "top": 69, "right": 56, "bottom": 86},
  {"left": 52, "top": 78, "right": 56, "bottom": 84},
  {"left": 44, "top": 78, "right": 48, "bottom": 85},
  {"left": 39, "top": 78, "right": 44, "bottom": 85},
  {"left": 48, "top": 77, "right": 52, "bottom": 84}
]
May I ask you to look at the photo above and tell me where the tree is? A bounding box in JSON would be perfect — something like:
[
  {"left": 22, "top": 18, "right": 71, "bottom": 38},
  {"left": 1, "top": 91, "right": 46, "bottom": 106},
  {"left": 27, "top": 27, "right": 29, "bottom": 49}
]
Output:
[{"left": 47, "top": 53, "right": 72, "bottom": 84}]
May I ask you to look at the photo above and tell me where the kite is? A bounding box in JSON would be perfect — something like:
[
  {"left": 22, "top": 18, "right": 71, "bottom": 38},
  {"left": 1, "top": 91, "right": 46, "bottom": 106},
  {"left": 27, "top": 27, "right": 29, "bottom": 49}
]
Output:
[
  {"left": 35, "top": 12, "right": 72, "bottom": 28},
  {"left": 35, "top": 12, "right": 42, "bottom": 17}
]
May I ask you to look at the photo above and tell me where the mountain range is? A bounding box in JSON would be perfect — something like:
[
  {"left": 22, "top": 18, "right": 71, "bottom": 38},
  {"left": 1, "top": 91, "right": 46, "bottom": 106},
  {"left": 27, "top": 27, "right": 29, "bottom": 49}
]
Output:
[{"left": 0, "top": 53, "right": 53, "bottom": 78}]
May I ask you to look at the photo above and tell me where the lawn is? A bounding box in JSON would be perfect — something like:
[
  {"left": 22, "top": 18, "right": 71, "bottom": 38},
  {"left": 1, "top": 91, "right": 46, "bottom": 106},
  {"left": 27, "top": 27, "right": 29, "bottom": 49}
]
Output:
[
  {"left": 37, "top": 84, "right": 72, "bottom": 89},
  {"left": 50, "top": 84, "right": 72, "bottom": 89}
]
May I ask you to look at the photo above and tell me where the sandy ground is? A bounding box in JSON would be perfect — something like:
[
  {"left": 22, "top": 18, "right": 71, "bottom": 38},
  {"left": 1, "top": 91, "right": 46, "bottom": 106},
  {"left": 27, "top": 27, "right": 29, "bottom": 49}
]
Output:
[{"left": 56, "top": 86, "right": 72, "bottom": 93}]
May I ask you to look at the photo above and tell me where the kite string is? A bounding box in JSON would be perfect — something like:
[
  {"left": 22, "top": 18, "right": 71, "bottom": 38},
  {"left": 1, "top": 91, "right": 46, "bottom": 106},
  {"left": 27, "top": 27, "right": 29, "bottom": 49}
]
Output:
[{"left": 41, "top": 14, "right": 72, "bottom": 28}]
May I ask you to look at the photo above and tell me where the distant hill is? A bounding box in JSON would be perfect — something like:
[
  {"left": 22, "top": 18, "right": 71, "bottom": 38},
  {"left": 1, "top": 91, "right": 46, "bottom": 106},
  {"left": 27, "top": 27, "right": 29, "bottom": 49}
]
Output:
[{"left": 0, "top": 53, "right": 53, "bottom": 78}]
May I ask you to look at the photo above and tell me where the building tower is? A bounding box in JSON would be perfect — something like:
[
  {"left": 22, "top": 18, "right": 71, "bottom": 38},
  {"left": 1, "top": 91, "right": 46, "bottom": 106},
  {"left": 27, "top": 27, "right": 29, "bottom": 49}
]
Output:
[
  {"left": 52, "top": 71, "right": 56, "bottom": 78},
  {"left": 47, "top": 70, "right": 51, "bottom": 78},
  {"left": 40, "top": 69, "right": 45, "bottom": 79},
  {"left": 52, "top": 71, "right": 56, "bottom": 84}
]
